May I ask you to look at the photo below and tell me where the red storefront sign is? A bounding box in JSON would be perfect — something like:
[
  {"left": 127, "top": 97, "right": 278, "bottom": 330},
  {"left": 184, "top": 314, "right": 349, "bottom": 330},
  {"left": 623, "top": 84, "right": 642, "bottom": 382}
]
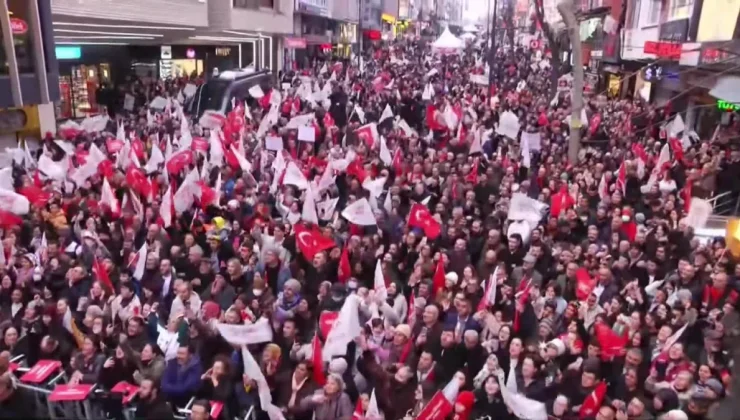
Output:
[
  {"left": 49, "top": 384, "right": 94, "bottom": 402},
  {"left": 643, "top": 41, "right": 681, "bottom": 59},
  {"left": 9, "top": 18, "right": 28, "bottom": 35},
  {"left": 20, "top": 360, "right": 62, "bottom": 384},
  {"left": 284, "top": 37, "right": 307, "bottom": 49}
]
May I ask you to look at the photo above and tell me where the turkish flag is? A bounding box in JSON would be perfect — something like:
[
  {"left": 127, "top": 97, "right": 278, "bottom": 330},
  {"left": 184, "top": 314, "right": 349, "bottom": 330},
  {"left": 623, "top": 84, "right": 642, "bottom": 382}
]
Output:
[
  {"left": 579, "top": 381, "right": 607, "bottom": 419},
  {"left": 106, "top": 138, "right": 125, "bottom": 154},
  {"left": 131, "top": 139, "right": 145, "bottom": 160},
  {"left": 432, "top": 257, "right": 446, "bottom": 297},
  {"left": 408, "top": 203, "right": 441, "bottom": 239},
  {"left": 338, "top": 246, "right": 351, "bottom": 283},
  {"left": 465, "top": 157, "right": 479, "bottom": 184},
  {"left": 98, "top": 159, "right": 114, "bottom": 179},
  {"left": 18, "top": 186, "right": 51, "bottom": 208},
  {"left": 311, "top": 334, "right": 326, "bottom": 386},
  {"left": 126, "top": 167, "right": 152, "bottom": 199},
  {"left": 392, "top": 148, "right": 404, "bottom": 176},
  {"left": 166, "top": 150, "right": 193, "bottom": 175},
  {"left": 0, "top": 210, "right": 22, "bottom": 229},
  {"left": 575, "top": 268, "right": 597, "bottom": 301},
  {"left": 550, "top": 185, "right": 575, "bottom": 217},
  {"left": 93, "top": 257, "right": 114, "bottom": 293},
  {"left": 294, "top": 223, "right": 337, "bottom": 260},
  {"left": 346, "top": 159, "right": 368, "bottom": 184},
  {"left": 594, "top": 323, "right": 628, "bottom": 361}
]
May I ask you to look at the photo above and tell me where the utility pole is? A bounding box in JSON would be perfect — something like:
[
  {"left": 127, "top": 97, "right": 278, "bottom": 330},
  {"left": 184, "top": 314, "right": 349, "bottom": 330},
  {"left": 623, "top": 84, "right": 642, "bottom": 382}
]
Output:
[
  {"left": 558, "top": 0, "right": 583, "bottom": 164},
  {"left": 358, "top": 0, "right": 363, "bottom": 67},
  {"left": 487, "top": 0, "right": 497, "bottom": 88}
]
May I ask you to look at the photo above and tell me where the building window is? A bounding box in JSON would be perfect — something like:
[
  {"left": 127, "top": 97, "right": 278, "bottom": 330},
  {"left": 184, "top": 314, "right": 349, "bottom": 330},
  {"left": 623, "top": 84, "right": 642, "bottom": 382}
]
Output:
[
  {"left": 669, "top": 0, "right": 692, "bottom": 20},
  {"left": 3, "top": 0, "right": 36, "bottom": 75},
  {"left": 646, "top": 0, "right": 662, "bottom": 26},
  {"left": 627, "top": 0, "right": 641, "bottom": 28},
  {"left": 233, "top": 0, "right": 274, "bottom": 9}
]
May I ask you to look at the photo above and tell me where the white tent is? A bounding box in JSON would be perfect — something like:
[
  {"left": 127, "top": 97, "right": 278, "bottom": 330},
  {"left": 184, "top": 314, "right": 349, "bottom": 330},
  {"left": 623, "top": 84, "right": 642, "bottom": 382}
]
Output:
[
  {"left": 432, "top": 27, "right": 465, "bottom": 54},
  {"left": 461, "top": 32, "right": 476, "bottom": 41}
]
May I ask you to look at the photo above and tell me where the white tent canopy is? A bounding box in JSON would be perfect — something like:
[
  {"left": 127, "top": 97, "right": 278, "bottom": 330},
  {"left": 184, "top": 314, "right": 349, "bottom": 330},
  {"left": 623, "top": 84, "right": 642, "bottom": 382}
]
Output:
[
  {"left": 432, "top": 27, "right": 465, "bottom": 53},
  {"left": 461, "top": 32, "right": 476, "bottom": 40}
]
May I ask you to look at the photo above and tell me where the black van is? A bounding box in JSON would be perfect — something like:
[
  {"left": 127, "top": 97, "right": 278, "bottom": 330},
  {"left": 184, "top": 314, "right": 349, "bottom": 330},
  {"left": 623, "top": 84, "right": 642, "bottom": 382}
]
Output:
[{"left": 187, "top": 68, "right": 273, "bottom": 118}]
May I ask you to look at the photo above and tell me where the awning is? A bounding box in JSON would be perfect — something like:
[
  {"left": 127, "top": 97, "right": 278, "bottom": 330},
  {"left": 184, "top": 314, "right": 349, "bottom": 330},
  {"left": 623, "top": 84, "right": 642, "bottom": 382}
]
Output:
[{"left": 708, "top": 75, "right": 740, "bottom": 104}]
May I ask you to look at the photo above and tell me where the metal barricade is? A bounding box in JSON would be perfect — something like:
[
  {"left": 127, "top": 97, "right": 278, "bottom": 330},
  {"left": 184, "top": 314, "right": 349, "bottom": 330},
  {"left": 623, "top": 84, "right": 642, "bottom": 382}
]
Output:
[{"left": 12, "top": 358, "right": 99, "bottom": 420}]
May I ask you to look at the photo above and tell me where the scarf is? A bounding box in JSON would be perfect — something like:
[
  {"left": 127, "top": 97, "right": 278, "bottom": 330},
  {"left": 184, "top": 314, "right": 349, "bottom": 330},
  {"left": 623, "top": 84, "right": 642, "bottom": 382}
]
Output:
[{"left": 288, "top": 373, "right": 308, "bottom": 408}]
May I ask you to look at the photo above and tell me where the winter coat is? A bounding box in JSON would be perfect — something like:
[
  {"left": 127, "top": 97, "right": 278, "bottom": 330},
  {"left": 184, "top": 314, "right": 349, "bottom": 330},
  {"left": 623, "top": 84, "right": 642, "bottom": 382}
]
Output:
[
  {"left": 160, "top": 356, "right": 203, "bottom": 400},
  {"left": 299, "top": 391, "right": 353, "bottom": 420}
]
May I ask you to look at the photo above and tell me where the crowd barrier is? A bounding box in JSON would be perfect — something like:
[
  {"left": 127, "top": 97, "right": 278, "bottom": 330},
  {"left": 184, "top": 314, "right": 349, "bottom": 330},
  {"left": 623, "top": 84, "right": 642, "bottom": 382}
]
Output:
[{"left": 10, "top": 354, "right": 258, "bottom": 420}]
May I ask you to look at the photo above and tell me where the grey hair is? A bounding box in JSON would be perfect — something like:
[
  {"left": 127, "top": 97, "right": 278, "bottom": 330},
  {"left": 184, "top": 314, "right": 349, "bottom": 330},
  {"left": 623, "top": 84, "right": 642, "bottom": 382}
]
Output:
[{"left": 327, "top": 373, "right": 345, "bottom": 391}]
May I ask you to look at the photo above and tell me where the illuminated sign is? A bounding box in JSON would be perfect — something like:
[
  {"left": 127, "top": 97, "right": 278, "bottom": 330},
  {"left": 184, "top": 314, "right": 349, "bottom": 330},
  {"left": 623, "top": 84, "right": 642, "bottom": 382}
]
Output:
[
  {"left": 9, "top": 18, "right": 28, "bottom": 35},
  {"left": 55, "top": 46, "right": 82, "bottom": 60},
  {"left": 186, "top": 48, "right": 196, "bottom": 59},
  {"left": 717, "top": 100, "right": 740, "bottom": 112},
  {"left": 643, "top": 41, "right": 681, "bottom": 59},
  {"left": 215, "top": 48, "right": 231, "bottom": 56}
]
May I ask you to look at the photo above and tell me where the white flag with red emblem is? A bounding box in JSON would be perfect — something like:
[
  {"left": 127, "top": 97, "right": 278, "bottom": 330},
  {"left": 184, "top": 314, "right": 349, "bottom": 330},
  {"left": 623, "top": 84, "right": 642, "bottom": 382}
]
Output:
[
  {"left": 100, "top": 177, "right": 119, "bottom": 214},
  {"left": 355, "top": 123, "right": 378, "bottom": 148},
  {"left": 341, "top": 198, "right": 376, "bottom": 226},
  {"left": 283, "top": 162, "right": 309, "bottom": 190},
  {"left": 131, "top": 242, "right": 148, "bottom": 281},
  {"left": 301, "top": 188, "right": 319, "bottom": 225},
  {"left": 323, "top": 294, "right": 362, "bottom": 361},
  {"left": 160, "top": 185, "right": 173, "bottom": 228},
  {"left": 379, "top": 136, "right": 392, "bottom": 165}
]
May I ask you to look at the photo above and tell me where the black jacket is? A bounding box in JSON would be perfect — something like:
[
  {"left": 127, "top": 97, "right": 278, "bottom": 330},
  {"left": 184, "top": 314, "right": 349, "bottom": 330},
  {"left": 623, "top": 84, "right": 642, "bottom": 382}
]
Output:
[{"left": 135, "top": 396, "right": 175, "bottom": 420}]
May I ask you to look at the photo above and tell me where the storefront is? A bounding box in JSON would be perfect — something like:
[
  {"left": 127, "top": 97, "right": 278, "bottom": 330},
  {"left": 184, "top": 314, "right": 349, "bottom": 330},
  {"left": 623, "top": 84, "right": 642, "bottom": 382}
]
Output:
[
  {"left": 159, "top": 46, "right": 204, "bottom": 79},
  {"left": 54, "top": 45, "right": 116, "bottom": 120},
  {"left": 334, "top": 23, "right": 357, "bottom": 58},
  {"left": 381, "top": 14, "right": 396, "bottom": 40}
]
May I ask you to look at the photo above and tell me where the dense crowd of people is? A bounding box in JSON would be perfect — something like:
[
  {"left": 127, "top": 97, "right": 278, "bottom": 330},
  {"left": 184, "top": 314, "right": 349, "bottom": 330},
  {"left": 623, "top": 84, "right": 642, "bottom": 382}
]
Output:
[{"left": 0, "top": 29, "right": 737, "bottom": 420}]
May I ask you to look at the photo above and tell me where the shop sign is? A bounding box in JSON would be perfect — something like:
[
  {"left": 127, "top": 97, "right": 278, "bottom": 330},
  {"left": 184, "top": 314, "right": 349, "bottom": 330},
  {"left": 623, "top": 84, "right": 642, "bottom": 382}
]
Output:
[
  {"left": 659, "top": 18, "right": 689, "bottom": 43},
  {"left": 297, "top": 0, "right": 330, "bottom": 17},
  {"left": 642, "top": 63, "right": 664, "bottom": 82},
  {"left": 9, "top": 18, "right": 28, "bottom": 35},
  {"left": 284, "top": 37, "right": 307, "bottom": 49},
  {"left": 382, "top": 13, "right": 396, "bottom": 24},
  {"left": 643, "top": 41, "right": 681, "bottom": 59},
  {"left": 215, "top": 47, "right": 231, "bottom": 56},
  {"left": 717, "top": 100, "right": 740, "bottom": 112},
  {"left": 161, "top": 46, "right": 172, "bottom": 59}
]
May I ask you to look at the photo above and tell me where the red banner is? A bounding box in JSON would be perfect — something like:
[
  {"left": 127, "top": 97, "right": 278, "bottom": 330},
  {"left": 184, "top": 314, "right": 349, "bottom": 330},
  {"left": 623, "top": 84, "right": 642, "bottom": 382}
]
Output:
[
  {"left": 211, "top": 401, "right": 224, "bottom": 418},
  {"left": 20, "top": 360, "right": 62, "bottom": 384},
  {"left": 416, "top": 392, "right": 453, "bottom": 420},
  {"left": 49, "top": 384, "right": 94, "bottom": 402},
  {"left": 111, "top": 381, "right": 139, "bottom": 404}
]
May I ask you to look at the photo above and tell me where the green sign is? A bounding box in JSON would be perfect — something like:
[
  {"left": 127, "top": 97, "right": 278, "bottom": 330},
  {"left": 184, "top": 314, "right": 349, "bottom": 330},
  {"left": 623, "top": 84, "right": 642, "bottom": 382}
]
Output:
[{"left": 717, "top": 100, "right": 740, "bottom": 111}]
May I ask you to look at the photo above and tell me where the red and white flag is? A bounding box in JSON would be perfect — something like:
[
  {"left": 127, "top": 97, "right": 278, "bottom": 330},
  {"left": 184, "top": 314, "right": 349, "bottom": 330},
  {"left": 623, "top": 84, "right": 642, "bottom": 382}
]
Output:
[
  {"left": 311, "top": 334, "right": 326, "bottom": 386},
  {"left": 283, "top": 161, "right": 309, "bottom": 190},
  {"left": 301, "top": 188, "right": 319, "bottom": 225},
  {"left": 355, "top": 123, "right": 379, "bottom": 148},
  {"left": 616, "top": 161, "right": 627, "bottom": 195},
  {"left": 131, "top": 242, "right": 148, "bottom": 281},
  {"left": 166, "top": 149, "right": 193, "bottom": 175},
  {"left": 160, "top": 185, "right": 173, "bottom": 228},
  {"left": 100, "top": 177, "right": 119, "bottom": 215},
  {"left": 598, "top": 174, "right": 608, "bottom": 201},
  {"left": 408, "top": 203, "right": 441, "bottom": 239},
  {"left": 578, "top": 382, "right": 607, "bottom": 419},
  {"left": 432, "top": 257, "right": 446, "bottom": 297},
  {"left": 294, "top": 224, "right": 336, "bottom": 260},
  {"left": 477, "top": 267, "right": 499, "bottom": 311}
]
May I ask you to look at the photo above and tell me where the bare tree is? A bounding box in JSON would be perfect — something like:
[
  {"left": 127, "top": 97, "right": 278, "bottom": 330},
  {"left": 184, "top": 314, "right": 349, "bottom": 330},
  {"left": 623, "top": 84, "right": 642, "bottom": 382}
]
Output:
[{"left": 557, "top": 0, "right": 584, "bottom": 164}]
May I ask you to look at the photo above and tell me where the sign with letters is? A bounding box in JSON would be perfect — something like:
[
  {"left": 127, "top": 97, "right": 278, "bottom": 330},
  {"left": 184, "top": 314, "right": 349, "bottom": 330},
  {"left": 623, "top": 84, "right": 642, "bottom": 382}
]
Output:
[{"left": 20, "top": 360, "right": 62, "bottom": 384}]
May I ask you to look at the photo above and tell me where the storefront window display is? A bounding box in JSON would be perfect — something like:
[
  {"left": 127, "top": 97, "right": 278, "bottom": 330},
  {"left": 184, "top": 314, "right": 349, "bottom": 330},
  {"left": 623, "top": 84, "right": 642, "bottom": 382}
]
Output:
[
  {"left": 2, "top": 0, "right": 36, "bottom": 74},
  {"left": 58, "top": 64, "right": 111, "bottom": 120}
]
